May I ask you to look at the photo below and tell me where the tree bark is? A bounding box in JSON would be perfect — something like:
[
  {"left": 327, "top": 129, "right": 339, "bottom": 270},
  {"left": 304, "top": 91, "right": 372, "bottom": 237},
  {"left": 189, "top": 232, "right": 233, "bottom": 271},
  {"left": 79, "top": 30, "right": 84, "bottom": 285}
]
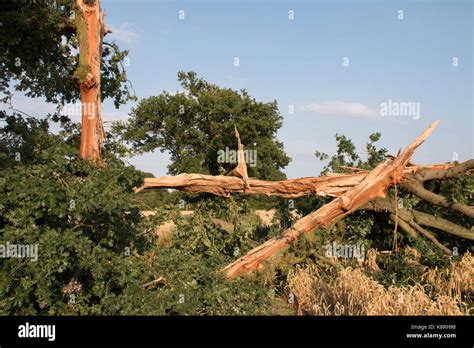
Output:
[
  {"left": 414, "top": 159, "right": 474, "bottom": 182},
  {"left": 74, "top": 0, "right": 107, "bottom": 160},
  {"left": 223, "top": 121, "right": 440, "bottom": 279},
  {"left": 411, "top": 210, "right": 474, "bottom": 240},
  {"left": 136, "top": 163, "right": 457, "bottom": 198},
  {"left": 135, "top": 171, "right": 368, "bottom": 197},
  {"left": 402, "top": 177, "right": 474, "bottom": 218},
  {"left": 364, "top": 197, "right": 474, "bottom": 241},
  {"left": 132, "top": 120, "right": 472, "bottom": 278}
]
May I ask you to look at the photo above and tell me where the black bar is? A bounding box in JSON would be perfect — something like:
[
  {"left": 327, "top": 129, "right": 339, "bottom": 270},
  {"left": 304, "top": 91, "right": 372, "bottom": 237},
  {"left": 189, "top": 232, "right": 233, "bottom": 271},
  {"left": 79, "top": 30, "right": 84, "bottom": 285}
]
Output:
[{"left": 0, "top": 316, "right": 471, "bottom": 346}]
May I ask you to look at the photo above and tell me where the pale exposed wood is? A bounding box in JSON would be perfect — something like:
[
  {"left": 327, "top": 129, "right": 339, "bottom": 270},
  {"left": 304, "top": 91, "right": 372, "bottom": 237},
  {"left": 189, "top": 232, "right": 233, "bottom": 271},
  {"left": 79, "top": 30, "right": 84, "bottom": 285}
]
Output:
[
  {"left": 131, "top": 120, "right": 472, "bottom": 277},
  {"left": 136, "top": 163, "right": 456, "bottom": 198},
  {"left": 135, "top": 172, "right": 367, "bottom": 197},
  {"left": 222, "top": 121, "right": 440, "bottom": 279},
  {"left": 74, "top": 0, "right": 107, "bottom": 160},
  {"left": 233, "top": 126, "right": 250, "bottom": 191}
]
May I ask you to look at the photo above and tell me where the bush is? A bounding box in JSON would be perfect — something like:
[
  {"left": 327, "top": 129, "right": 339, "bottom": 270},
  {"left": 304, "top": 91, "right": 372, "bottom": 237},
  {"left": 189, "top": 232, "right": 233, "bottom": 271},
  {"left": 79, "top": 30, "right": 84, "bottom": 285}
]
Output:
[{"left": 0, "top": 114, "right": 276, "bottom": 315}]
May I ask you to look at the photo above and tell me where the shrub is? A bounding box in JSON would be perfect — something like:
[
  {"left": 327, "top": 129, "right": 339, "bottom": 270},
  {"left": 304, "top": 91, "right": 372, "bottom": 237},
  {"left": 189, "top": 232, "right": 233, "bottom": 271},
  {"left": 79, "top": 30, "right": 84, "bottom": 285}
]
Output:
[{"left": 0, "top": 114, "right": 276, "bottom": 315}]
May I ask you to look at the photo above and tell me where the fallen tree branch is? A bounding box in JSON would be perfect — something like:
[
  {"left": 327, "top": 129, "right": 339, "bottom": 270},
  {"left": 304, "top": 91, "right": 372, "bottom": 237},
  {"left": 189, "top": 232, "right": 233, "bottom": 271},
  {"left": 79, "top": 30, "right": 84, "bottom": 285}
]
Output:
[
  {"left": 223, "top": 121, "right": 440, "bottom": 279},
  {"left": 135, "top": 164, "right": 460, "bottom": 197},
  {"left": 364, "top": 197, "right": 474, "bottom": 241},
  {"left": 414, "top": 159, "right": 474, "bottom": 182},
  {"left": 387, "top": 206, "right": 451, "bottom": 254},
  {"left": 388, "top": 213, "right": 450, "bottom": 254},
  {"left": 411, "top": 210, "right": 474, "bottom": 241},
  {"left": 389, "top": 213, "right": 418, "bottom": 240},
  {"left": 134, "top": 171, "right": 367, "bottom": 197},
  {"left": 132, "top": 121, "right": 472, "bottom": 276},
  {"left": 402, "top": 177, "right": 474, "bottom": 218},
  {"left": 409, "top": 219, "right": 451, "bottom": 254}
]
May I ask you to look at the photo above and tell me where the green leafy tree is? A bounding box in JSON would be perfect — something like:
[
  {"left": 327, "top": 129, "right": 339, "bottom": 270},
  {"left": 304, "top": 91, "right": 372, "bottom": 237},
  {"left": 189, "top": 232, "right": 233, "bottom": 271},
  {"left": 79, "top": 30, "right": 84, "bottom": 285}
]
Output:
[
  {"left": 315, "top": 132, "right": 388, "bottom": 174},
  {"left": 0, "top": 0, "right": 134, "bottom": 107},
  {"left": 115, "top": 71, "right": 290, "bottom": 180},
  {"left": 0, "top": 114, "right": 279, "bottom": 315}
]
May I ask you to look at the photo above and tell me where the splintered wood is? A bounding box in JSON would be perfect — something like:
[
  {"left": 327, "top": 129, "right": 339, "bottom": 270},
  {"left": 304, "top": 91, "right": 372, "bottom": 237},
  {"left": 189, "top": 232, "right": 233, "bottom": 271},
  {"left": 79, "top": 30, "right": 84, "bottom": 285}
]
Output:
[
  {"left": 135, "top": 172, "right": 368, "bottom": 197},
  {"left": 136, "top": 164, "right": 454, "bottom": 198},
  {"left": 222, "top": 121, "right": 440, "bottom": 278},
  {"left": 136, "top": 122, "right": 459, "bottom": 279},
  {"left": 74, "top": 0, "right": 108, "bottom": 160},
  {"left": 233, "top": 126, "right": 251, "bottom": 191}
]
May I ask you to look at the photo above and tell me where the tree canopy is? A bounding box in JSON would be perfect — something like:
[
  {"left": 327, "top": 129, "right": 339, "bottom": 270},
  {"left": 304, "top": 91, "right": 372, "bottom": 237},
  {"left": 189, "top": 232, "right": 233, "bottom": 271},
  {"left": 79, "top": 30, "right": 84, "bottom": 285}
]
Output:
[
  {"left": 0, "top": 0, "right": 472, "bottom": 318},
  {"left": 0, "top": 0, "right": 134, "bottom": 107},
  {"left": 115, "top": 71, "right": 290, "bottom": 180}
]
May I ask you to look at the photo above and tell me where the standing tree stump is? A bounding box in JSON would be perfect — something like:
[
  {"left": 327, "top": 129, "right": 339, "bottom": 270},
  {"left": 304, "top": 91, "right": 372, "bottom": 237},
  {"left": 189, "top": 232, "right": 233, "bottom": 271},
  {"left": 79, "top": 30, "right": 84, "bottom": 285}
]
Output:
[{"left": 74, "top": 0, "right": 108, "bottom": 160}]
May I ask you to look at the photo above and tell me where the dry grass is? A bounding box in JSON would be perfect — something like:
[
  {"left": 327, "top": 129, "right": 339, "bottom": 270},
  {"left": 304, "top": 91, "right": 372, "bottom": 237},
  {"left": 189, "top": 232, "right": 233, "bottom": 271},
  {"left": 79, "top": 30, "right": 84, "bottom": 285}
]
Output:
[
  {"left": 364, "top": 248, "right": 381, "bottom": 273},
  {"left": 288, "top": 253, "right": 473, "bottom": 316},
  {"left": 422, "top": 252, "right": 473, "bottom": 304},
  {"left": 155, "top": 221, "right": 175, "bottom": 246}
]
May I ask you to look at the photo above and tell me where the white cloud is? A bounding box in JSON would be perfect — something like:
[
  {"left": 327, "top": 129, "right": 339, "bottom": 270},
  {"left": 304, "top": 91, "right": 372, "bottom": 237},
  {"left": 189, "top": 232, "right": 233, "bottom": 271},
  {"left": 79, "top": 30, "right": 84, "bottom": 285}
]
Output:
[
  {"left": 303, "top": 101, "right": 380, "bottom": 120},
  {"left": 108, "top": 22, "right": 137, "bottom": 44}
]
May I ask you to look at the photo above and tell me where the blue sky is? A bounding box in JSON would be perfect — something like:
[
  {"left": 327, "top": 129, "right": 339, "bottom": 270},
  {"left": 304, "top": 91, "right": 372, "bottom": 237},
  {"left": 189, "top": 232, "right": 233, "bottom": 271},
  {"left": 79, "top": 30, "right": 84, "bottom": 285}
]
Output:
[{"left": 7, "top": 0, "right": 474, "bottom": 178}]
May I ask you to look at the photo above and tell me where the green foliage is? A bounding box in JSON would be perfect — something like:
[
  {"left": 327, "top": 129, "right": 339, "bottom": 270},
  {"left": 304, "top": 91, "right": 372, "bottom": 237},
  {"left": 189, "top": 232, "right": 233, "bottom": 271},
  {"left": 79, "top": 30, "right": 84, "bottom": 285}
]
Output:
[
  {"left": 114, "top": 71, "right": 290, "bottom": 180},
  {"left": 0, "top": 114, "right": 145, "bottom": 314},
  {"left": 0, "top": 0, "right": 135, "bottom": 107},
  {"left": 315, "top": 131, "right": 388, "bottom": 174},
  {"left": 140, "top": 198, "right": 276, "bottom": 315},
  {"left": 305, "top": 131, "right": 473, "bottom": 287},
  {"left": 2, "top": 1, "right": 469, "bottom": 317},
  {"left": 0, "top": 113, "right": 470, "bottom": 315},
  {"left": 303, "top": 133, "right": 391, "bottom": 249},
  {"left": 0, "top": 114, "right": 276, "bottom": 315}
]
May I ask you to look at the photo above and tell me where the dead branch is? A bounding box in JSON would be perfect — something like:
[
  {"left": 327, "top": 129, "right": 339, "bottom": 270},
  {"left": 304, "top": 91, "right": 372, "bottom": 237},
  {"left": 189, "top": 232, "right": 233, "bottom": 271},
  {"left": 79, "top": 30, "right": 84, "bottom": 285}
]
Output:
[
  {"left": 409, "top": 219, "right": 451, "bottom": 254},
  {"left": 364, "top": 197, "right": 474, "bottom": 241},
  {"left": 135, "top": 171, "right": 367, "bottom": 197},
  {"left": 402, "top": 177, "right": 474, "bottom": 218},
  {"left": 222, "top": 121, "right": 440, "bottom": 279},
  {"left": 132, "top": 121, "right": 473, "bottom": 277},
  {"left": 414, "top": 159, "right": 474, "bottom": 182},
  {"left": 411, "top": 210, "right": 474, "bottom": 240},
  {"left": 389, "top": 213, "right": 418, "bottom": 240},
  {"left": 233, "top": 126, "right": 250, "bottom": 191},
  {"left": 136, "top": 161, "right": 461, "bottom": 199}
]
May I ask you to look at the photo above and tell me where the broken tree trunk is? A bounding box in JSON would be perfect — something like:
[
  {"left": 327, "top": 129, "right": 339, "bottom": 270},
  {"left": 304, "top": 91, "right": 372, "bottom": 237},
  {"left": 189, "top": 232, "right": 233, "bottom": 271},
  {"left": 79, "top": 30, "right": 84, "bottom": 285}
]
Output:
[
  {"left": 222, "top": 121, "right": 440, "bottom": 279},
  {"left": 136, "top": 163, "right": 455, "bottom": 198},
  {"left": 135, "top": 171, "right": 368, "bottom": 197},
  {"left": 74, "top": 0, "right": 108, "bottom": 160},
  {"left": 135, "top": 121, "right": 472, "bottom": 278}
]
